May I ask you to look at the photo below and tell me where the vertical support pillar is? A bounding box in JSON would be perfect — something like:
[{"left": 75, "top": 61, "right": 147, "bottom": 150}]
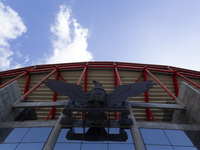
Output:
[
  {"left": 128, "top": 104, "right": 146, "bottom": 150},
  {"left": 143, "top": 70, "right": 150, "bottom": 121},
  {"left": 77, "top": 65, "right": 88, "bottom": 119},
  {"left": 114, "top": 64, "right": 120, "bottom": 120},
  {"left": 84, "top": 66, "right": 88, "bottom": 92},
  {"left": 24, "top": 70, "right": 31, "bottom": 102},
  {"left": 43, "top": 113, "right": 64, "bottom": 150},
  {"left": 173, "top": 70, "right": 179, "bottom": 97},
  {"left": 51, "top": 70, "right": 59, "bottom": 120},
  {"left": 114, "top": 66, "right": 118, "bottom": 87},
  {"left": 77, "top": 65, "right": 88, "bottom": 85}
]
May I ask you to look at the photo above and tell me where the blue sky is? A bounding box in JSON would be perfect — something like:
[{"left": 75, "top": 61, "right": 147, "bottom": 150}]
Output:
[{"left": 0, "top": 0, "right": 200, "bottom": 71}]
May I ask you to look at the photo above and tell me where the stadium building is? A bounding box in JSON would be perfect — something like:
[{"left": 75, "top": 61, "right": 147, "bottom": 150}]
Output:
[{"left": 0, "top": 62, "right": 200, "bottom": 150}]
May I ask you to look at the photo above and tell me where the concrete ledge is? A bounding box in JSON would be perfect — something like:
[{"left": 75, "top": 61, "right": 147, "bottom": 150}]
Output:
[
  {"left": 0, "top": 120, "right": 56, "bottom": 128},
  {"left": 137, "top": 121, "right": 200, "bottom": 131}
]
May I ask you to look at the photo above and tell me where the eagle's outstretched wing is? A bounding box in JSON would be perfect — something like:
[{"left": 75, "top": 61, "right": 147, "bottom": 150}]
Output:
[
  {"left": 107, "top": 80, "right": 156, "bottom": 105},
  {"left": 43, "top": 79, "right": 89, "bottom": 104}
]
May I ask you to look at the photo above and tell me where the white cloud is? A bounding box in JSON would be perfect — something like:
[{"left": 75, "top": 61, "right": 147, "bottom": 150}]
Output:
[
  {"left": 0, "top": 2, "right": 27, "bottom": 70},
  {"left": 46, "top": 5, "right": 93, "bottom": 64}
]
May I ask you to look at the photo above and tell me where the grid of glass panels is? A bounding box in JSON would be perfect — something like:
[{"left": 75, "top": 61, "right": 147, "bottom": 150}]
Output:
[
  {"left": 140, "top": 128, "right": 199, "bottom": 150},
  {"left": 0, "top": 127, "right": 52, "bottom": 150},
  {"left": 54, "top": 127, "right": 135, "bottom": 150}
]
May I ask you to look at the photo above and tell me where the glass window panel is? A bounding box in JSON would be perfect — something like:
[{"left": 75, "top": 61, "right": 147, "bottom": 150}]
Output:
[
  {"left": 184, "top": 130, "right": 200, "bottom": 149},
  {"left": 21, "top": 127, "right": 52, "bottom": 143},
  {"left": 0, "top": 144, "right": 18, "bottom": 150},
  {"left": 108, "top": 128, "right": 133, "bottom": 144},
  {"left": 74, "top": 127, "right": 84, "bottom": 134},
  {"left": 109, "top": 143, "right": 135, "bottom": 150},
  {"left": 109, "top": 128, "right": 120, "bottom": 134},
  {"left": 140, "top": 128, "right": 170, "bottom": 145},
  {"left": 173, "top": 146, "right": 198, "bottom": 150},
  {"left": 81, "top": 143, "right": 107, "bottom": 150},
  {"left": 3, "top": 128, "right": 30, "bottom": 143},
  {"left": 124, "top": 129, "right": 134, "bottom": 144},
  {"left": 145, "top": 145, "right": 174, "bottom": 150},
  {"left": 0, "top": 128, "right": 13, "bottom": 143},
  {"left": 54, "top": 143, "right": 81, "bottom": 150},
  {"left": 164, "top": 130, "right": 194, "bottom": 146},
  {"left": 15, "top": 143, "right": 45, "bottom": 150}
]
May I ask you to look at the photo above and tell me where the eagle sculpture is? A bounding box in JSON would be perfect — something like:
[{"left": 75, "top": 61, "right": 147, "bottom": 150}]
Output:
[{"left": 43, "top": 79, "right": 156, "bottom": 105}]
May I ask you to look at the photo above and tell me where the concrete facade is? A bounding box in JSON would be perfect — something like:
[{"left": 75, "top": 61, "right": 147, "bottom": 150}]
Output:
[
  {"left": 0, "top": 81, "right": 22, "bottom": 122},
  {"left": 172, "top": 81, "right": 200, "bottom": 124}
]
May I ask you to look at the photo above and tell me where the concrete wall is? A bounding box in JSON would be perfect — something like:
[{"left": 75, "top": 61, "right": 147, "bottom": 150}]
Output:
[
  {"left": 172, "top": 81, "right": 200, "bottom": 124},
  {"left": 0, "top": 81, "right": 22, "bottom": 122}
]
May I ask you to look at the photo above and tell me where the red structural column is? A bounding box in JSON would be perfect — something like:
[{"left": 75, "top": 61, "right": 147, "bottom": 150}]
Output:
[
  {"left": 22, "top": 69, "right": 57, "bottom": 99},
  {"left": 177, "top": 72, "right": 200, "bottom": 89},
  {"left": 45, "top": 108, "right": 54, "bottom": 120},
  {"left": 76, "top": 65, "right": 88, "bottom": 120},
  {"left": 51, "top": 70, "right": 59, "bottom": 120},
  {"left": 114, "top": 65, "right": 121, "bottom": 120},
  {"left": 143, "top": 71, "right": 150, "bottom": 121},
  {"left": 114, "top": 65, "right": 122, "bottom": 85},
  {"left": 173, "top": 70, "right": 179, "bottom": 97},
  {"left": 77, "top": 66, "right": 88, "bottom": 85},
  {"left": 145, "top": 69, "right": 177, "bottom": 100},
  {"left": 114, "top": 67, "right": 118, "bottom": 87},
  {"left": 59, "top": 73, "right": 67, "bottom": 83},
  {"left": 23, "top": 68, "right": 34, "bottom": 102},
  {"left": 0, "top": 71, "right": 27, "bottom": 89},
  {"left": 135, "top": 72, "right": 144, "bottom": 83},
  {"left": 84, "top": 66, "right": 88, "bottom": 92},
  {"left": 147, "top": 109, "right": 156, "bottom": 122}
]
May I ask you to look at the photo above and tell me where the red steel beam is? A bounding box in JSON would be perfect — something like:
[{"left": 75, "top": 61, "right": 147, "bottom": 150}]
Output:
[
  {"left": 177, "top": 72, "right": 200, "bottom": 89},
  {"left": 77, "top": 66, "right": 88, "bottom": 85},
  {"left": 147, "top": 109, "right": 156, "bottom": 122},
  {"left": 23, "top": 70, "right": 32, "bottom": 102},
  {"left": 76, "top": 65, "right": 88, "bottom": 120},
  {"left": 114, "top": 67, "right": 118, "bottom": 87},
  {"left": 114, "top": 65, "right": 121, "bottom": 120},
  {"left": 84, "top": 66, "right": 88, "bottom": 92},
  {"left": 83, "top": 66, "right": 88, "bottom": 119},
  {"left": 143, "top": 71, "right": 151, "bottom": 121},
  {"left": 180, "top": 72, "right": 200, "bottom": 78},
  {"left": 0, "top": 71, "right": 26, "bottom": 77},
  {"left": 59, "top": 73, "right": 67, "bottom": 83},
  {"left": 114, "top": 65, "right": 122, "bottom": 85},
  {"left": 45, "top": 108, "right": 54, "bottom": 120},
  {"left": 0, "top": 71, "right": 27, "bottom": 89},
  {"left": 145, "top": 69, "right": 177, "bottom": 100},
  {"left": 135, "top": 72, "right": 144, "bottom": 83},
  {"left": 173, "top": 71, "right": 179, "bottom": 97},
  {"left": 114, "top": 66, "right": 118, "bottom": 119},
  {"left": 22, "top": 69, "right": 57, "bottom": 99},
  {"left": 51, "top": 70, "right": 60, "bottom": 120}
]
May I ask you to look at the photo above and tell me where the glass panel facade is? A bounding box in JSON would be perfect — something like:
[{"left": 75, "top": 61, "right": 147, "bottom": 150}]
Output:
[
  {"left": 54, "top": 127, "right": 135, "bottom": 150},
  {"left": 0, "top": 127, "right": 52, "bottom": 150},
  {"left": 140, "top": 128, "right": 198, "bottom": 150}
]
